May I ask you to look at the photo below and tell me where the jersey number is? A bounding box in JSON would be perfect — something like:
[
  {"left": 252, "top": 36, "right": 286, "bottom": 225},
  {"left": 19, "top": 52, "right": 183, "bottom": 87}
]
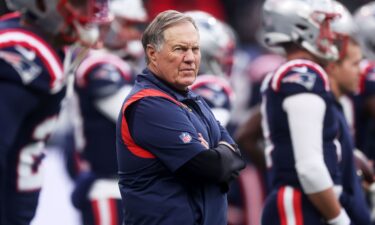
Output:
[{"left": 17, "top": 116, "right": 58, "bottom": 191}]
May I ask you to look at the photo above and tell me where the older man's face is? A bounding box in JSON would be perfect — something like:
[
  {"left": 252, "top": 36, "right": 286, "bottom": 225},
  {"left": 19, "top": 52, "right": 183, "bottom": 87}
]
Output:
[{"left": 152, "top": 22, "right": 201, "bottom": 90}]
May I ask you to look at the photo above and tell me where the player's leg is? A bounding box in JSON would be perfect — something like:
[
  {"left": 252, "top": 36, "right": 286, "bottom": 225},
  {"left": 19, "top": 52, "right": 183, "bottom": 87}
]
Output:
[
  {"left": 74, "top": 177, "right": 123, "bottom": 225},
  {"left": 262, "top": 186, "right": 325, "bottom": 225}
]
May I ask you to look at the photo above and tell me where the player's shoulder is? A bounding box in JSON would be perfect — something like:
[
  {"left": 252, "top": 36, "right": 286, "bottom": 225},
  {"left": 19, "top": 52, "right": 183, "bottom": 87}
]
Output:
[
  {"left": 270, "top": 59, "right": 330, "bottom": 94},
  {"left": 360, "top": 60, "right": 375, "bottom": 81},
  {"left": 76, "top": 50, "right": 133, "bottom": 87},
  {"left": 0, "top": 21, "right": 64, "bottom": 93},
  {"left": 359, "top": 60, "right": 375, "bottom": 95},
  {"left": 191, "top": 74, "right": 234, "bottom": 101}
]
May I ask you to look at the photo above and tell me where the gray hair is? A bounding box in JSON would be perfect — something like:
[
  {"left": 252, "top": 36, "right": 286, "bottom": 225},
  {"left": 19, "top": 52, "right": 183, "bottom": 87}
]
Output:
[{"left": 141, "top": 10, "right": 198, "bottom": 64}]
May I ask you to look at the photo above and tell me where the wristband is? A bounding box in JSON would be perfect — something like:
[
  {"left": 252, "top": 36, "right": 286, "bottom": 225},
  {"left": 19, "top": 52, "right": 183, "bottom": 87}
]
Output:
[{"left": 327, "top": 209, "right": 350, "bottom": 225}]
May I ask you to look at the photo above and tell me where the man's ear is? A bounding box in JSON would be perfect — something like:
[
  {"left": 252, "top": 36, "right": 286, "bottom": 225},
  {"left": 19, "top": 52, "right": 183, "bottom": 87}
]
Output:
[{"left": 146, "top": 44, "right": 157, "bottom": 64}]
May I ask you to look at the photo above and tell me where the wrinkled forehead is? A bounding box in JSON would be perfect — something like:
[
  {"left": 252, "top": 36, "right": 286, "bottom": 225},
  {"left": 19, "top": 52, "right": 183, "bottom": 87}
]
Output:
[{"left": 163, "top": 22, "right": 199, "bottom": 44}]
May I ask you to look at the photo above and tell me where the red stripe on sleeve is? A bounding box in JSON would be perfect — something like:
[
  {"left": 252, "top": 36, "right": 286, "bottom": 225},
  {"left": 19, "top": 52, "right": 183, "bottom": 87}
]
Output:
[{"left": 121, "top": 89, "right": 183, "bottom": 158}]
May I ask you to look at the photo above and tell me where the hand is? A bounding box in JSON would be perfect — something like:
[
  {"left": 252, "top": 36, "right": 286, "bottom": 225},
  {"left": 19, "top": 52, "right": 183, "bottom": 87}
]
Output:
[{"left": 198, "top": 133, "right": 209, "bottom": 149}]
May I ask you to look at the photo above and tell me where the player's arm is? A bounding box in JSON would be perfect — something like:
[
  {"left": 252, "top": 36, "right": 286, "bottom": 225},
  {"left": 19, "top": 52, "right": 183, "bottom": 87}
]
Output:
[
  {"left": 94, "top": 84, "right": 132, "bottom": 122},
  {"left": 83, "top": 64, "right": 132, "bottom": 122},
  {"left": 126, "top": 97, "right": 245, "bottom": 184},
  {"left": 235, "top": 105, "right": 266, "bottom": 171},
  {"left": 0, "top": 82, "right": 39, "bottom": 155},
  {"left": 175, "top": 142, "right": 245, "bottom": 185},
  {"left": 283, "top": 93, "right": 349, "bottom": 224}
]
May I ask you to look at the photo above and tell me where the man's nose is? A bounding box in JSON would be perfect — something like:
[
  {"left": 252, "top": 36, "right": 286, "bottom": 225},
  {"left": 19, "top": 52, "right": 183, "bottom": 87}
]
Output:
[{"left": 184, "top": 49, "right": 195, "bottom": 62}]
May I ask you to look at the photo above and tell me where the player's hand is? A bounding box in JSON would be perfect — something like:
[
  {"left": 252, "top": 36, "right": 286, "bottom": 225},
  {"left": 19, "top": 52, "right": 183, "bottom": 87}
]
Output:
[{"left": 354, "top": 149, "right": 375, "bottom": 189}]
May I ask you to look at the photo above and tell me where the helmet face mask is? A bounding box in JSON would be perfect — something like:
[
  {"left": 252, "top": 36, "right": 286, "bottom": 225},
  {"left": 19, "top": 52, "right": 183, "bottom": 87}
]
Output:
[
  {"left": 261, "top": 0, "right": 339, "bottom": 61},
  {"left": 5, "top": 0, "right": 111, "bottom": 46}
]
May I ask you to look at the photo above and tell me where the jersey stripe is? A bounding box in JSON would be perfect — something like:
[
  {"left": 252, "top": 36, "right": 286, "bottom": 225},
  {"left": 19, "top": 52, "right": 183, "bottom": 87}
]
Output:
[
  {"left": 91, "top": 198, "right": 115, "bottom": 225},
  {"left": 109, "top": 199, "right": 118, "bottom": 225},
  {"left": 76, "top": 52, "right": 132, "bottom": 87},
  {"left": 277, "top": 186, "right": 304, "bottom": 225},
  {"left": 277, "top": 186, "right": 288, "bottom": 225},
  {"left": 121, "top": 89, "right": 184, "bottom": 158},
  {"left": 92, "top": 200, "right": 101, "bottom": 225},
  {"left": 293, "top": 189, "right": 303, "bottom": 225},
  {"left": 0, "top": 29, "right": 64, "bottom": 93},
  {"left": 271, "top": 59, "right": 329, "bottom": 92}
]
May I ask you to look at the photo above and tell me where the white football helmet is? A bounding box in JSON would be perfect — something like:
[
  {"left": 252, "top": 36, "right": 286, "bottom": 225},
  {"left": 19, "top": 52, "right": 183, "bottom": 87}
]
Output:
[
  {"left": 330, "top": 1, "right": 357, "bottom": 59},
  {"left": 354, "top": 2, "right": 375, "bottom": 60},
  {"left": 331, "top": 1, "right": 356, "bottom": 37},
  {"left": 102, "top": 0, "right": 147, "bottom": 53},
  {"left": 5, "top": 0, "right": 111, "bottom": 46},
  {"left": 185, "top": 10, "right": 237, "bottom": 77},
  {"left": 261, "top": 0, "right": 339, "bottom": 61}
]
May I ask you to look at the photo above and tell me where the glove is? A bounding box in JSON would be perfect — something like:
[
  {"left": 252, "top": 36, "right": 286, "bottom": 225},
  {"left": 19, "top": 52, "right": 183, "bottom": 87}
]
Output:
[
  {"left": 218, "top": 141, "right": 242, "bottom": 156},
  {"left": 216, "top": 142, "right": 245, "bottom": 193}
]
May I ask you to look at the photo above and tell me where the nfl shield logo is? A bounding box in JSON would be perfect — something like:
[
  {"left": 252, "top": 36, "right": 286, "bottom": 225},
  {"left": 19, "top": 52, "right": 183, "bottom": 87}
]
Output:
[{"left": 179, "top": 132, "right": 192, "bottom": 144}]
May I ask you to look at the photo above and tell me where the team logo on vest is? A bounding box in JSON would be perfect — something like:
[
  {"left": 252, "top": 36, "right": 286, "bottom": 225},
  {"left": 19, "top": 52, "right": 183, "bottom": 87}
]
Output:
[{"left": 179, "top": 132, "right": 192, "bottom": 144}]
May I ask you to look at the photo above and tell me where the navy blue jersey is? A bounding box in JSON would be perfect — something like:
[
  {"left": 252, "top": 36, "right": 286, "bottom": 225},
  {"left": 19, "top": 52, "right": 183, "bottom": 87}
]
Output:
[
  {"left": 117, "top": 69, "right": 234, "bottom": 225},
  {"left": 190, "top": 74, "right": 234, "bottom": 127},
  {"left": 335, "top": 102, "right": 371, "bottom": 225},
  {"left": 260, "top": 59, "right": 347, "bottom": 224},
  {"left": 261, "top": 59, "right": 341, "bottom": 189},
  {"left": 75, "top": 50, "right": 134, "bottom": 177},
  {"left": 0, "top": 14, "right": 65, "bottom": 224},
  {"left": 352, "top": 60, "right": 375, "bottom": 161}
]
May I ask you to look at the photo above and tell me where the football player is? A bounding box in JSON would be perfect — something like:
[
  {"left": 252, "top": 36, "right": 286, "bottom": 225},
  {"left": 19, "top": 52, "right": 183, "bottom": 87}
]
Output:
[
  {"left": 0, "top": 0, "right": 109, "bottom": 224},
  {"left": 259, "top": 0, "right": 351, "bottom": 224},
  {"left": 324, "top": 1, "right": 371, "bottom": 224},
  {"left": 352, "top": 1, "right": 375, "bottom": 221},
  {"left": 353, "top": 2, "right": 375, "bottom": 169},
  {"left": 185, "top": 10, "right": 236, "bottom": 128},
  {"left": 70, "top": 0, "right": 148, "bottom": 224}
]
